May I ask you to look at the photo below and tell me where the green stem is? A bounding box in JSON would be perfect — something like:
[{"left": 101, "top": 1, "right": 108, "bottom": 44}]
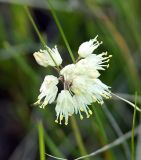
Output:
[
  {"left": 47, "top": 0, "right": 76, "bottom": 63},
  {"left": 24, "top": 6, "right": 46, "bottom": 47},
  {"left": 93, "top": 105, "right": 108, "bottom": 142},
  {"left": 92, "top": 105, "right": 116, "bottom": 160},
  {"left": 38, "top": 121, "right": 46, "bottom": 160},
  {"left": 70, "top": 117, "right": 88, "bottom": 159},
  {"left": 24, "top": 6, "right": 60, "bottom": 70}
]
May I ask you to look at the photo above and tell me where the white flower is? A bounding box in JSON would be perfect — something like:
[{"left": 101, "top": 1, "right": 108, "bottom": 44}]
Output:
[
  {"left": 55, "top": 90, "right": 77, "bottom": 125},
  {"left": 34, "top": 35, "right": 112, "bottom": 125},
  {"left": 37, "top": 75, "right": 58, "bottom": 108},
  {"left": 78, "top": 35, "right": 102, "bottom": 58},
  {"left": 33, "top": 45, "right": 62, "bottom": 67}
]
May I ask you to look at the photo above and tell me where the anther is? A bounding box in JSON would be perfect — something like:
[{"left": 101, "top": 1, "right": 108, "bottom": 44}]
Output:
[
  {"left": 80, "top": 107, "right": 84, "bottom": 111},
  {"left": 65, "top": 122, "right": 68, "bottom": 125},
  {"left": 102, "top": 52, "right": 108, "bottom": 56},
  {"left": 87, "top": 114, "right": 90, "bottom": 118},
  {"left": 89, "top": 110, "right": 93, "bottom": 115},
  {"left": 55, "top": 120, "right": 58, "bottom": 123},
  {"left": 80, "top": 115, "right": 83, "bottom": 120},
  {"left": 107, "top": 64, "right": 109, "bottom": 68}
]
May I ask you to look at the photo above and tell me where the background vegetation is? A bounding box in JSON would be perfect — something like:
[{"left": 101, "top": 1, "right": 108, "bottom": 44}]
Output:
[{"left": 0, "top": 0, "right": 141, "bottom": 159}]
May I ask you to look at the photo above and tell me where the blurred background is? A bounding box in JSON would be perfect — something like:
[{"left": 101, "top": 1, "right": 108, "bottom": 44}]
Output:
[{"left": 0, "top": 0, "right": 141, "bottom": 160}]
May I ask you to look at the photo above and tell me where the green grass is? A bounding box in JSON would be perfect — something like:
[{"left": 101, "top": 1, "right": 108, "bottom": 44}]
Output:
[{"left": 38, "top": 121, "right": 45, "bottom": 160}]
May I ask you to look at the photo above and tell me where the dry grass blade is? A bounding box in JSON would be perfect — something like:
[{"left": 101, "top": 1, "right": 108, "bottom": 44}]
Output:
[
  {"left": 74, "top": 126, "right": 141, "bottom": 160},
  {"left": 45, "top": 153, "right": 67, "bottom": 160},
  {"left": 112, "top": 93, "right": 141, "bottom": 112}
]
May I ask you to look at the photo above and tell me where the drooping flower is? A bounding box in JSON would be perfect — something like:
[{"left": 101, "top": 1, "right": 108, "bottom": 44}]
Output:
[
  {"left": 55, "top": 90, "right": 77, "bottom": 125},
  {"left": 70, "top": 75, "right": 111, "bottom": 117},
  {"left": 33, "top": 45, "right": 62, "bottom": 67},
  {"left": 78, "top": 35, "right": 102, "bottom": 58},
  {"left": 36, "top": 75, "right": 59, "bottom": 108},
  {"left": 73, "top": 95, "right": 93, "bottom": 120}
]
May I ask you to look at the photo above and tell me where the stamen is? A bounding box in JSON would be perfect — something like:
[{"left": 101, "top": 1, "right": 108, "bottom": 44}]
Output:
[
  {"left": 59, "top": 114, "right": 63, "bottom": 124},
  {"left": 39, "top": 103, "right": 45, "bottom": 109},
  {"left": 98, "top": 59, "right": 110, "bottom": 65},
  {"left": 99, "top": 64, "right": 109, "bottom": 67},
  {"left": 98, "top": 52, "right": 107, "bottom": 57},
  {"left": 100, "top": 101, "right": 104, "bottom": 105},
  {"left": 89, "top": 109, "right": 93, "bottom": 115},
  {"left": 55, "top": 120, "right": 58, "bottom": 123},
  {"left": 80, "top": 115, "right": 83, "bottom": 120},
  {"left": 65, "top": 121, "right": 68, "bottom": 125},
  {"left": 34, "top": 100, "right": 40, "bottom": 105},
  {"left": 60, "top": 115, "right": 63, "bottom": 120},
  {"left": 93, "top": 96, "right": 97, "bottom": 102},
  {"left": 87, "top": 114, "right": 90, "bottom": 118}
]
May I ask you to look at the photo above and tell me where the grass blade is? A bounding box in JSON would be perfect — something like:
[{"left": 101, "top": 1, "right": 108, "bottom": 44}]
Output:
[
  {"left": 103, "top": 104, "right": 130, "bottom": 159},
  {"left": 45, "top": 153, "right": 67, "bottom": 160},
  {"left": 38, "top": 121, "right": 45, "bottom": 160},
  {"left": 70, "top": 117, "right": 88, "bottom": 158},
  {"left": 44, "top": 130, "right": 65, "bottom": 158},
  {"left": 92, "top": 105, "right": 115, "bottom": 160},
  {"left": 24, "top": 6, "right": 46, "bottom": 47},
  {"left": 131, "top": 93, "right": 137, "bottom": 160},
  {"left": 24, "top": 6, "right": 60, "bottom": 69},
  {"left": 47, "top": 0, "right": 76, "bottom": 63}
]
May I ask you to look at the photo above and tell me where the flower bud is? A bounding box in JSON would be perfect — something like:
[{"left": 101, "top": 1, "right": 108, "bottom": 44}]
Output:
[
  {"left": 33, "top": 45, "right": 62, "bottom": 67},
  {"left": 78, "top": 35, "right": 102, "bottom": 58}
]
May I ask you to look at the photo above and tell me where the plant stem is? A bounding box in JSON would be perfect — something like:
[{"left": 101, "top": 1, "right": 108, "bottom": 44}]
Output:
[
  {"left": 47, "top": 0, "right": 76, "bottom": 63},
  {"left": 24, "top": 6, "right": 60, "bottom": 69},
  {"left": 70, "top": 117, "right": 88, "bottom": 159},
  {"left": 24, "top": 6, "right": 46, "bottom": 47}
]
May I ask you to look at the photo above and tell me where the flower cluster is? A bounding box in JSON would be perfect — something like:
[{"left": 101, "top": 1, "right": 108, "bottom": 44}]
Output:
[{"left": 34, "top": 36, "right": 112, "bottom": 125}]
